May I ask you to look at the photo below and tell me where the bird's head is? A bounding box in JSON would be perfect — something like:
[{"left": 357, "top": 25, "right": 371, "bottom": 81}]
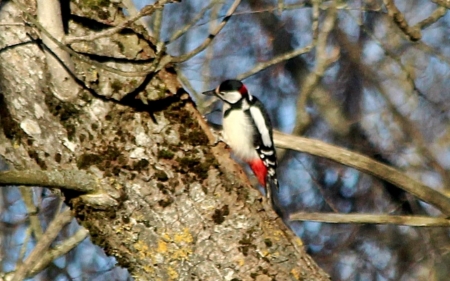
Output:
[{"left": 203, "top": 79, "right": 249, "bottom": 104}]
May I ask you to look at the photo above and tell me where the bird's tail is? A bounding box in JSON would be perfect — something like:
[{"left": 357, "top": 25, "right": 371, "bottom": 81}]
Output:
[{"left": 266, "top": 176, "right": 285, "bottom": 218}]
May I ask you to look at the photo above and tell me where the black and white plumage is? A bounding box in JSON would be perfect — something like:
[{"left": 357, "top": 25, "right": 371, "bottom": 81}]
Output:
[{"left": 203, "top": 80, "right": 279, "bottom": 200}]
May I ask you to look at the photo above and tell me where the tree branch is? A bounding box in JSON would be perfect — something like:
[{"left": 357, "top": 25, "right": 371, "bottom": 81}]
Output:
[
  {"left": 36, "top": 0, "right": 80, "bottom": 100},
  {"left": 414, "top": 6, "right": 447, "bottom": 30},
  {"left": 431, "top": 0, "right": 450, "bottom": 8},
  {"left": 11, "top": 208, "right": 73, "bottom": 281},
  {"left": 0, "top": 170, "right": 97, "bottom": 192},
  {"left": 165, "top": 1, "right": 218, "bottom": 44},
  {"left": 273, "top": 131, "right": 450, "bottom": 216},
  {"left": 237, "top": 44, "right": 313, "bottom": 80},
  {"left": 290, "top": 212, "right": 450, "bottom": 227},
  {"left": 383, "top": 0, "right": 421, "bottom": 41},
  {"left": 170, "top": 0, "right": 241, "bottom": 63},
  {"left": 27, "top": 227, "right": 89, "bottom": 278}
]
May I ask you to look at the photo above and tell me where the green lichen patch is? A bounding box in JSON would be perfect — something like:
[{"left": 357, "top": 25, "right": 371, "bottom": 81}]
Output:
[
  {"left": 44, "top": 91, "right": 80, "bottom": 122},
  {"left": 133, "top": 159, "right": 149, "bottom": 170},
  {"left": 77, "top": 153, "right": 102, "bottom": 169},
  {"left": 158, "top": 197, "right": 174, "bottom": 207},
  {"left": 157, "top": 149, "right": 174, "bottom": 159},
  {"left": 155, "top": 170, "right": 168, "bottom": 182}
]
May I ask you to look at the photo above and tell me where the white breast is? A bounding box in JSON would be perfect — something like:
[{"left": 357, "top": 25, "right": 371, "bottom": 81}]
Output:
[{"left": 222, "top": 106, "right": 258, "bottom": 162}]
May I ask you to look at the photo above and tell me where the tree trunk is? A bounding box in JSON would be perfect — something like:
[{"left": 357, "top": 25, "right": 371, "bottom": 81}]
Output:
[{"left": 0, "top": 1, "right": 329, "bottom": 280}]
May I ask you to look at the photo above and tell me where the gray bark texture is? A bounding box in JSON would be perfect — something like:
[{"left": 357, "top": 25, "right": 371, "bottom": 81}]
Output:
[{"left": 0, "top": 0, "right": 330, "bottom": 280}]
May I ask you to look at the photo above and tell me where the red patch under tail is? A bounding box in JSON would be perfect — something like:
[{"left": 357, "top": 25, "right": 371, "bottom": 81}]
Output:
[{"left": 248, "top": 159, "right": 267, "bottom": 187}]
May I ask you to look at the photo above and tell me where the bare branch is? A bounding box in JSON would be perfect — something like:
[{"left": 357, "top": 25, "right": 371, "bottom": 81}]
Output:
[
  {"left": 290, "top": 212, "right": 450, "bottom": 227},
  {"left": 237, "top": 44, "right": 313, "bottom": 80},
  {"left": 336, "top": 18, "right": 450, "bottom": 188},
  {"left": 11, "top": 208, "right": 73, "bottom": 281},
  {"left": 430, "top": 0, "right": 450, "bottom": 8},
  {"left": 166, "top": 1, "right": 218, "bottom": 44},
  {"left": 273, "top": 131, "right": 450, "bottom": 216},
  {"left": 414, "top": 6, "right": 447, "bottom": 30},
  {"left": 293, "top": 0, "right": 338, "bottom": 136},
  {"left": 0, "top": 170, "right": 97, "bottom": 193},
  {"left": 65, "top": 1, "right": 167, "bottom": 44},
  {"left": 171, "top": 0, "right": 241, "bottom": 63},
  {"left": 36, "top": 0, "right": 80, "bottom": 100},
  {"left": 19, "top": 186, "right": 43, "bottom": 240},
  {"left": 383, "top": 0, "right": 421, "bottom": 41},
  {"left": 27, "top": 228, "right": 89, "bottom": 278},
  {"left": 121, "top": 0, "right": 155, "bottom": 37}
]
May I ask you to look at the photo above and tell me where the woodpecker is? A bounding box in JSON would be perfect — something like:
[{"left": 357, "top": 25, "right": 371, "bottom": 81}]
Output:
[{"left": 203, "top": 79, "right": 279, "bottom": 201}]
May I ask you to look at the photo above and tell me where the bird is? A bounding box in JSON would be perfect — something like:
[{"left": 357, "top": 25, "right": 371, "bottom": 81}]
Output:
[{"left": 203, "top": 79, "right": 279, "bottom": 202}]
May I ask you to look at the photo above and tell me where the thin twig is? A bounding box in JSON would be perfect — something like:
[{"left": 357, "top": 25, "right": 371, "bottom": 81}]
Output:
[
  {"left": 11, "top": 208, "right": 73, "bottom": 281},
  {"left": 345, "top": 10, "right": 450, "bottom": 188},
  {"left": 237, "top": 44, "right": 313, "bottom": 80},
  {"left": 19, "top": 186, "right": 43, "bottom": 240},
  {"left": 430, "top": 0, "right": 450, "bottom": 8},
  {"left": 0, "top": 22, "right": 26, "bottom": 26},
  {"left": 152, "top": 7, "right": 164, "bottom": 43},
  {"left": 273, "top": 131, "right": 450, "bottom": 216},
  {"left": 27, "top": 228, "right": 89, "bottom": 278},
  {"left": 293, "top": 0, "right": 338, "bottom": 136},
  {"left": 166, "top": 1, "right": 219, "bottom": 44},
  {"left": 383, "top": 0, "right": 421, "bottom": 41},
  {"left": 414, "top": 6, "right": 447, "bottom": 30},
  {"left": 290, "top": 212, "right": 450, "bottom": 227},
  {"left": 121, "top": 0, "right": 155, "bottom": 38},
  {"left": 171, "top": 0, "right": 241, "bottom": 63}
]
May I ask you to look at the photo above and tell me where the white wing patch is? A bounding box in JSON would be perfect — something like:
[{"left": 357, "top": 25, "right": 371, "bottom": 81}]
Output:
[{"left": 249, "top": 106, "right": 272, "bottom": 147}]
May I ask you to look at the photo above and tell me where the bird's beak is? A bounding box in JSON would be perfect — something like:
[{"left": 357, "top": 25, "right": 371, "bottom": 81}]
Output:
[
  {"left": 202, "top": 89, "right": 216, "bottom": 96},
  {"left": 203, "top": 85, "right": 219, "bottom": 96}
]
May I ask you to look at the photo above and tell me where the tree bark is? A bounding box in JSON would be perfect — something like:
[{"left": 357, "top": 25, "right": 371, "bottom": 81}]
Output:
[{"left": 0, "top": 1, "right": 329, "bottom": 280}]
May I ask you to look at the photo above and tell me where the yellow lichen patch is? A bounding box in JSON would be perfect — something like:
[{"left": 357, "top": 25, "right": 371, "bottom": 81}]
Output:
[
  {"left": 292, "top": 237, "right": 303, "bottom": 247},
  {"left": 161, "top": 232, "right": 171, "bottom": 242},
  {"left": 290, "top": 268, "right": 301, "bottom": 280},
  {"left": 271, "top": 230, "right": 284, "bottom": 241},
  {"left": 173, "top": 227, "right": 193, "bottom": 244},
  {"left": 157, "top": 240, "right": 168, "bottom": 253},
  {"left": 261, "top": 250, "right": 270, "bottom": 257},
  {"left": 134, "top": 240, "right": 150, "bottom": 252},
  {"left": 133, "top": 240, "right": 151, "bottom": 260},
  {"left": 167, "top": 266, "right": 179, "bottom": 280},
  {"left": 172, "top": 247, "right": 192, "bottom": 260},
  {"left": 142, "top": 264, "right": 155, "bottom": 274}
]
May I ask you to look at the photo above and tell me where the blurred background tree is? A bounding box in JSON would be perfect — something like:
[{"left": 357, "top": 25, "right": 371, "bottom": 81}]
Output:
[{"left": 1, "top": 0, "right": 450, "bottom": 280}]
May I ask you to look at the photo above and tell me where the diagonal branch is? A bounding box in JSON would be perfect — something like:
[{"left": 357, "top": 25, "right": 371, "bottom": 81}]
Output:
[
  {"left": 237, "top": 44, "right": 314, "bottom": 80},
  {"left": 11, "top": 208, "right": 73, "bottom": 281},
  {"left": 170, "top": 0, "right": 241, "bottom": 63},
  {"left": 383, "top": 0, "right": 421, "bottom": 41},
  {"left": 165, "top": 1, "right": 219, "bottom": 45},
  {"left": 27, "top": 227, "right": 89, "bottom": 278}
]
